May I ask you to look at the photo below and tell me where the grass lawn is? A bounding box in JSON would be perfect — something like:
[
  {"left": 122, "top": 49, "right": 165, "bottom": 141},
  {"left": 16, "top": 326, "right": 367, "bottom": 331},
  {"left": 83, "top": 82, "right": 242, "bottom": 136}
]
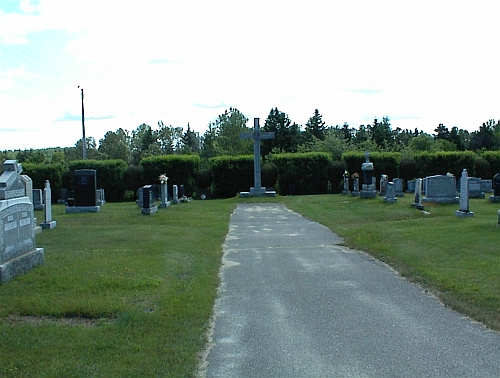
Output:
[{"left": 1, "top": 194, "right": 499, "bottom": 377}]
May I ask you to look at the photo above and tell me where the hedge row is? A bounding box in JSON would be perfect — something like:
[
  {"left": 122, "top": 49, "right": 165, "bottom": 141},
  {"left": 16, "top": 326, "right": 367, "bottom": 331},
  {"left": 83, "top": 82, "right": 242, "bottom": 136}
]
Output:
[
  {"left": 15, "top": 151, "right": 500, "bottom": 201},
  {"left": 343, "top": 151, "right": 485, "bottom": 182}
]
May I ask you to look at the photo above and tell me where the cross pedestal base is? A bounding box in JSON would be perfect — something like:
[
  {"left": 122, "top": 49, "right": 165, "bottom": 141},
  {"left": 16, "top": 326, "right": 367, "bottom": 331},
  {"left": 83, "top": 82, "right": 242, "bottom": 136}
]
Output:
[{"left": 240, "top": 187, "right": 277, "bottom": 197}]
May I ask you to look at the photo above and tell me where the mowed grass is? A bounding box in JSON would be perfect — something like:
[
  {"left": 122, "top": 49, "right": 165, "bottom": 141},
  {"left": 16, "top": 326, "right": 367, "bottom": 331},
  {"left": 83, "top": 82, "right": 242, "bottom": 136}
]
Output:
[
  {"left": 282, "top": 194, "right": 500, "bottom": 331},
  {"left": 1, "top": 194, "right": 499, "bottom": 377},
  {"left": 0, "top": 201, "right": 236, "bottom": 377}
]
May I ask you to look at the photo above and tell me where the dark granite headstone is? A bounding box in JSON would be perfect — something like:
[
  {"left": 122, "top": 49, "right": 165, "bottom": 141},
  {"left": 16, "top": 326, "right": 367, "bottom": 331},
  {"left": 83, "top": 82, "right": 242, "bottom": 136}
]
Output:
[
  {"left": 141, "top": 185, "right": 157, "bottom": 215},
  {"left": 74, "top": 169, "right": 97, "bottom": 207},
  {"left": 494, "top": 173, "right": 500, "bottom": 197}
]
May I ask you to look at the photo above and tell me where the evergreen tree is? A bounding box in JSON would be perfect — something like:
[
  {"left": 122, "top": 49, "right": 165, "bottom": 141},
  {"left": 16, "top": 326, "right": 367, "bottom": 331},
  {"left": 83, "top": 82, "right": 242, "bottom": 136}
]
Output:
[
  {"left": 262, "top": 108, "right": 302, "bottom": 155},
  {"left": 180, "top": 123, "right": 200, "bottom": 154},
  {"left": 304, "top": 109, "right": 326, "bottom": 141}
]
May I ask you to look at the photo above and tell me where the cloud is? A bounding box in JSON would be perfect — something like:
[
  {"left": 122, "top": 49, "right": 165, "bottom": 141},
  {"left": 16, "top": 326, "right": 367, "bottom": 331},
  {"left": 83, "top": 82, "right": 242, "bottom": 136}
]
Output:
[{"left": 54, "top": 112, "right": 115, "bottom": 122}]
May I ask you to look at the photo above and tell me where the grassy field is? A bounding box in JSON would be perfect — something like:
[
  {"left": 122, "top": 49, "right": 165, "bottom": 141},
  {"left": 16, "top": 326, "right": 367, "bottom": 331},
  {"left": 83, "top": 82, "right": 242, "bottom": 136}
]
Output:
[{"left": 0, "top": 194, "right": 499, "bottom": 377}]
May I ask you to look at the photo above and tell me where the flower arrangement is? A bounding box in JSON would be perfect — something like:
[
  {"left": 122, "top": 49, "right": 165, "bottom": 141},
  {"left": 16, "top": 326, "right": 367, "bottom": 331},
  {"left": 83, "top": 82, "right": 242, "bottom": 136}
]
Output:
[
  {"left": 352, "top": 172, "right": 359, "bottom": 179},
  {"left": 158, "top": 174, "right": 168, "bottom": 184},
  {"left": 343, "top": 170, "right": 349, "bottom": 178}
]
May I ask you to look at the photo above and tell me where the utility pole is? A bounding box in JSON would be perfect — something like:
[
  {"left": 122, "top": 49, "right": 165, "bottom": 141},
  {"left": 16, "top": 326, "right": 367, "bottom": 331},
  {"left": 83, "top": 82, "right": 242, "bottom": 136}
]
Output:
[{"left": 78, "top": 86, "right": 87, "bottom": 159}]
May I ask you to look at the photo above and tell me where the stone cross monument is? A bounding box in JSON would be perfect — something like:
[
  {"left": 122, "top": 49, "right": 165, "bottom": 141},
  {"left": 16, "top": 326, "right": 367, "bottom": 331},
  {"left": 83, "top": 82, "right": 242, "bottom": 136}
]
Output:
[{"left": 239, "top": 118, "right": 276, "bottom": 197}]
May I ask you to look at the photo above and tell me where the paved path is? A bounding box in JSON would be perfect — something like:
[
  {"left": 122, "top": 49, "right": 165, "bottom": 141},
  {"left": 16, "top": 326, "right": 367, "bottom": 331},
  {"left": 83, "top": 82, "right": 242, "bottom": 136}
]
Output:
[{"left": 201, "top": 203, "right": 500, "bottom": 377}]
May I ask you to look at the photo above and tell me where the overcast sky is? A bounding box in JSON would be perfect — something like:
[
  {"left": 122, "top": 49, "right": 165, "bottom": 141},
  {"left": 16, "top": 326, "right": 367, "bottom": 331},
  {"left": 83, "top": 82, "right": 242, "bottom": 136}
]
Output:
[{"left": 1, "top": 0, "right": 499, "bottom": 150}]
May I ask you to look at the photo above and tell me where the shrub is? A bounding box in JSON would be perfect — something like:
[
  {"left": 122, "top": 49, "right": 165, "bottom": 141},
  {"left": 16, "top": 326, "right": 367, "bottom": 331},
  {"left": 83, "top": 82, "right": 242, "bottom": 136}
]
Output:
[
  {"left": 474, "top": 157, "right": 492, "bottom": 179},
  {"left": 209, "top": 155, "right": 253, "bottom": 198},
  {"left": 329, "top": 160, "right": 346, "bottom": 194},
  {"left": 482, "top": 151, "right": 500, "bottom": 176},
  {"left": 262, "top": 163, "right": 278, "bottom": 188},
  {"left": 22, "top": 163, "right": 65, "bottom": 203},
  {"left": 140, "top": 155, "right": 200, "bottom": 197},
  {"left": 272, "top": 152, "right": 331, "bottom": 195}
]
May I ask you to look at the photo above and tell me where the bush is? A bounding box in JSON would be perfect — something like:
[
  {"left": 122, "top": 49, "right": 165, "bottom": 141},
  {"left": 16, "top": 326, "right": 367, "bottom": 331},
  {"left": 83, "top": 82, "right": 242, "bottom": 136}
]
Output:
[
  {"left": 414, "top": 151, "right": 477, "bottom": 178},
  {"left": 272, "top": 152, "right": 331, "bottom": 195},
  {"left": 399, "top": 156, "right": 417, "bottom": 182},
  {"left": 194, "top": 169, "right": 213, "bottom": 190},
  {"left": 123, "top": 165, "right": 143, "bottom": 194},
  {"left": 209, "top": 155, "right": 253, "bottom": 198},
  {"left": 482, "top": 151, "right": 500, "bottom": 176},
  {"left": 329, "top": 160, "right": 346, "bottom": 194},
  {"left": 262, "top": 163, "right": 278, "bottom": 189},
  {"left": 22, "top": 163, "right": 65, "bottom": 203},
  {"left": 474, "top": 157, "right": 492, "bottom": 179},
  {"left": 140, "top": 155, "right": 200, "bottom": 197}
]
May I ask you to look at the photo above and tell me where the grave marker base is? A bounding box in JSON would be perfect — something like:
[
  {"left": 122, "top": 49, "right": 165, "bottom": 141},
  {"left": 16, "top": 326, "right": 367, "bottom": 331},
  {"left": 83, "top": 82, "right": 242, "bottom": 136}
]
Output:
[
  {"left": 0, "top": 248, "right": 44, "bottom": 284},
  {"left": 455, "top": 210, "right": 474, "bottom": 218},
  {"left": 65, "top": 206, "right": 100, "bottom": 214},
  {"left": 240, "top": 187, "right": 276, "bottom": 197},
  {"left": 41, "top": 221, "right": 57, "bottom": 229}
]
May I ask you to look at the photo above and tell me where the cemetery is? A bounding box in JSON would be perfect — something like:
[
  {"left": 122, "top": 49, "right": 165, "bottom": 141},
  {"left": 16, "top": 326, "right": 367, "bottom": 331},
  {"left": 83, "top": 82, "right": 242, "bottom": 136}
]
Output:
[{"left": 2, "top": 145, "right": 500, "bottom": 375}]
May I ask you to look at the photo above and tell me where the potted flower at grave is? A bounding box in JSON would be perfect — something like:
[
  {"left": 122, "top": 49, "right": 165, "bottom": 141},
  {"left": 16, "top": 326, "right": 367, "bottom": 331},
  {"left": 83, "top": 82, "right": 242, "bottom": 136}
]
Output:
[{"left": 158, "top": 174, "right": 168, "bottom": 184}]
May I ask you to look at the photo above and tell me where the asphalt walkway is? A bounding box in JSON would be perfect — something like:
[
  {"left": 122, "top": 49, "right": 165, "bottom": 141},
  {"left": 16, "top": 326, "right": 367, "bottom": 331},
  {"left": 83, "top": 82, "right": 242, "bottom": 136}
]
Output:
[{"left": 201, "top": 203, "right": 500, "bottom": 377}]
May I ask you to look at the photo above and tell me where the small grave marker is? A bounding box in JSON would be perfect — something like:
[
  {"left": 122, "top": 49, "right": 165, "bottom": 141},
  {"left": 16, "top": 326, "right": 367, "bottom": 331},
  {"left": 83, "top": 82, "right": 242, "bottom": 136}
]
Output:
[{"left": 456, "top": 169, "right": 473, "bottom": 217}]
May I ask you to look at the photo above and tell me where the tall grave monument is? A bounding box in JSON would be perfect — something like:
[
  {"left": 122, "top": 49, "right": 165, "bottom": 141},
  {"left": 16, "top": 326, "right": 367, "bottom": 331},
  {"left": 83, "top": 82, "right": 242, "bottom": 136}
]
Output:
[
  {"left": 239, "top": 118, "right": 276, "bottom": 197},
  {"left": 360, "top": 151, "right": 376, "bottom": 198},
  {"left": 0, "top": 160, "right": 44, "bottom": 283}
]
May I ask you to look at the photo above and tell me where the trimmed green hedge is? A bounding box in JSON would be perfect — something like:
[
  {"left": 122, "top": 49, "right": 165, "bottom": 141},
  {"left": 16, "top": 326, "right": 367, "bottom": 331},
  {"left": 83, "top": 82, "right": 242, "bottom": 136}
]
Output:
[
  {"left": 209, "top": 155, "right": 253, "bottom": 198},
  {"left": 22, "top": 163, "right": 65, "bottom": 203},
  {"left": 69, "top": 159, "right": 128, "bottom": 202},
  {"left": 272, "top": 152, "right": 331, "bottom": 195},
  {"left": 342, "top": 151, "right": 400, "bottom": 180},
  {"left": 413, "top": 151, "right": 476, "bottom": 178},
  {"left": 482, "top": 151, "right": 500, "bottom": 177},
  {"left": 140, "top": 155, "right": 200, "bottom": 197}
]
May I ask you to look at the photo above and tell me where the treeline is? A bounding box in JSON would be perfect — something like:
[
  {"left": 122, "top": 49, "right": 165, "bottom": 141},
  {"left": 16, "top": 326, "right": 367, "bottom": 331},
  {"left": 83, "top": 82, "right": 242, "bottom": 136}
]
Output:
[
  {"left": 3, "top": 108, "right": 500, "bottom": 168},
  {"left": 2, "top": 107, "right": 500, "bottom": 201}
]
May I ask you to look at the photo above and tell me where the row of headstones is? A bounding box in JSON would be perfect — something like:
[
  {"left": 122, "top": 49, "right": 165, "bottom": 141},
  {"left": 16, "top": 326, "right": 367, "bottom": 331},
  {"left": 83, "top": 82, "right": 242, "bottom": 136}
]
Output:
[
  {"left": 137, "top": 183, "right": 188, "bottom": 215},
  {"left": 0, "top": 160, "right": 50, "bottom": 283},
  {"left": 343, "top": 175, "right": 496, "bottom": 200}
]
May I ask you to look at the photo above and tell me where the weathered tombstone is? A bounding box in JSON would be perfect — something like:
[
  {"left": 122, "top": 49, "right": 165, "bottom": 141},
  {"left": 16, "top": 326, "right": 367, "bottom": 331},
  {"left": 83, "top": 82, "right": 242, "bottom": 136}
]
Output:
[
  {"left": 360, "top": 151, "right": 376, "bottom": 198},
  {"left": 489, "top": 173, "right": 500, "bottom": 202},
  {"left": 159, "top": 177, "right": 170, "bottom": 208},
  {"left": 406, "top": 179, "right": 416, "bottom": 193},
  {"left": 66, "top": 169, "right": 100, "bottom": 213},
  {"left": 239, "top": 118, "right": 276, "bottom": 197},
  {"left": 136, "top": 188, "right": 144, "bottom": 208},
  {"left": 481, "top": 179, "right": 493, "bottom": 194},
  {"left": 384, "top": 182, "right": 397, "bottom": 203},
  {"left": 0, "top": 160, "right": 44, "bottom": 283},
  {"left": 411, "top": 178, "right": 424, "bottom": 210},
  {"left": 172, "top": 185, "right": 179, "bottom": 204},
  {"left": 467, "top": 177, "right": 484, "bottom": 199},
  {"left": 41, "top": 180, "right": 56, "bottom": 229},
  {"left": 342, "top": 172, "right": 351, "bottom": 195},
  {"left": 379, "top": 175, "right": 388, "bottom": 196},
  {"left": 58, "top": 189, "right": 68, "bottom": 204},
  {"left": 96, "top": 189, "right": 106, "bottom": 206},
  {"left": 352, "top": 176, "right": 360, "bottom": 197},
  {"left": 422, "top": 175, "right": 459, "bottom": 204},
  {"left": 141, "top": 185, "right": 157, "bottom": 215},
  {"left": 393, "top": 178, "right": 404, "bottom": 197},
  {"left": 20, "top": 175, "right": 33, "bottom": 203},
  {"left": 456, "top": 169, "right": 474, "bottom": 217},
  {"left": 32, "top": 189, "right": 43, "bottom": 211}
]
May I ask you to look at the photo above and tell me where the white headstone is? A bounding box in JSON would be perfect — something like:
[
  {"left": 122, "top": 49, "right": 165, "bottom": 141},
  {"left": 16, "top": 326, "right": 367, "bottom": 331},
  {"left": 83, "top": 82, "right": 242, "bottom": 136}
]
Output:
[
  {"left": 41, "top": 180, "right": 56, "bottom": 229},
  {"left": 456, "top": 169, "right": 473, "bottom": 217}
]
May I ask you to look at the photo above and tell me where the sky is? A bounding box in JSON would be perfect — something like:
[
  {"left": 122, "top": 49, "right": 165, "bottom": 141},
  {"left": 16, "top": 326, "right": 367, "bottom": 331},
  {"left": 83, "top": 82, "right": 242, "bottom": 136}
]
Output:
[{"left": 1, "top": 0, "right": 499, "bottom": 151}]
